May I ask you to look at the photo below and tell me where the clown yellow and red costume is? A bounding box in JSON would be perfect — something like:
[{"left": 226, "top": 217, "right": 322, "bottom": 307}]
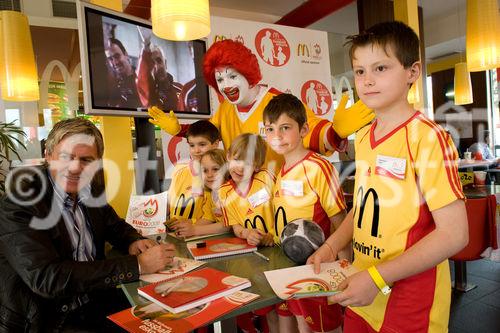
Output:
[{"left": 149, "top": 39, "right": 373, "bottom": 173}]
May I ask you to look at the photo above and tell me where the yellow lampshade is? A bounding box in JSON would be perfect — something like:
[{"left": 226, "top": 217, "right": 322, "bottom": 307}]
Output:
[
  {"left": 466, "top": 0, "right": 500, "bottom": 72},
  {"left": 151, "top": 0, "right": 210, "bottom": 41},
  {"left": 0, "top": 11, "right": 39, "bottom": 101},
  {"left": 454, "top": 62, "right": 473, "bottom": 105}
]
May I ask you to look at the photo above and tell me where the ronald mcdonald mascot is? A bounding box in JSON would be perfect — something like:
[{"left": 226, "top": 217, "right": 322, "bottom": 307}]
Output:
[{"left": 148, "top": 39, "right": 373, "bottom": 173}]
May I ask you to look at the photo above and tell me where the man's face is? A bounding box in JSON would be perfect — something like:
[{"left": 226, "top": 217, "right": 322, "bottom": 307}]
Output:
[
  {"left": 214, "top": 67, "right": 250, "bottom": 105},
  {"left": 45, "top": 134, "right": 100, "bottom": 197},
  {"left": 152, "top": 49, "right": 167, "bottom": 81},
  {"left": 106, "top": 43, "right": 133, "bottom": 77}
]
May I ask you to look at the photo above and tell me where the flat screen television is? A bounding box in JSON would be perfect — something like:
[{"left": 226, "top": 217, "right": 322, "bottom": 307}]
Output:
[{"left": 76, "top": 2, "right": 210, "bottom": 118}]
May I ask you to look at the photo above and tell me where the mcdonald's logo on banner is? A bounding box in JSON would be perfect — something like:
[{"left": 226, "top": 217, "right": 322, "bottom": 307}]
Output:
[
  {"left": 297, "top": 44, "right": 310, "bottom": 57},
  {"left": 214, "top": 35, "right": 227, "bottom": 43}
]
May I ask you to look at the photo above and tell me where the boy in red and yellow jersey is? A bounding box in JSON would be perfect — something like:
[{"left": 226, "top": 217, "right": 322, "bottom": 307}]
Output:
[
  {"left": 263, "top": 93, "right": 348, "bottom": 333},
  {"left": 308, "top": 21, "right": 468, "bottom": 333},
  {"left": 168, "top": 121, "right": 220, "bottom": 231}
]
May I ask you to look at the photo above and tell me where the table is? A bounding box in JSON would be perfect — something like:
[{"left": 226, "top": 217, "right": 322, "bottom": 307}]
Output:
[
  {"left": 120, "top": 233, "right": 296, "bottom": 326},
  {"left": 458, "top": 159, "right": 497, "bottom": 170},
  {"left": 463, "top": 185, "right": 500, "bottom": 199}
]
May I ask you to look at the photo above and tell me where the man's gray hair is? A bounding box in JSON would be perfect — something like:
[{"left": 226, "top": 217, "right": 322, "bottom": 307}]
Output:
[{"left": 45, "top": 118, "right": 104, "bottom": 158}]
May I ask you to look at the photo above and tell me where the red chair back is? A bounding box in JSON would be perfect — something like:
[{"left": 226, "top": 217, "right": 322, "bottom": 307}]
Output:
[{"left": 451, "top": 195, "right": 496, "bottom": 261}]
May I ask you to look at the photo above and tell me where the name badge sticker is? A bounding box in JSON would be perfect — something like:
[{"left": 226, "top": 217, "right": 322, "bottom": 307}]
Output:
[
  {"left": 248, "top": 188, "right": 271, "bottom": 208},
  {"left": 375, "top": 155, "right": 406, "bottom": 180},
  {"left": 281, "top": 180, "right": 304, "bottom": 197}
]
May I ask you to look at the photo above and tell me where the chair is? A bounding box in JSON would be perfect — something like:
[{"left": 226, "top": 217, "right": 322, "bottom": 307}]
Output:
[{"left": 450, "top": 195, "right": 498, "bottom": 292}]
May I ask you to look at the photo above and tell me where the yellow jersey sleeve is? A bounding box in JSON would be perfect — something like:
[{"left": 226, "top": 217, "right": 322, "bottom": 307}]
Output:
[
  {"left": 168, "top": 162, "right": 205, "bottom": 220},
  {"left": 307, "top": 154, "right": 346, "bottom": 217},
  {"left": 412, "top": 117, "right": 464, "bottom": 211}
]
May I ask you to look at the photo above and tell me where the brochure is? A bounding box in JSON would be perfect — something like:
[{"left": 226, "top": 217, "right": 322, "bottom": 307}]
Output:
[
  {"left": 187, "top": 237, "right": 257, "bottom": 260},
  {"left": 140, "top": 257, "right": 206, "bottom": 283},
  {"left": 125, "top": 192, "right": 168, "bottom": 236},
  {"left": 264, "top": 259, "right": 358, "bottom": 299},
  {"left": 137, "top": 267, "right": 251, "bottom": 313},
  {"left": 108, "top": 290, "right": 259, "bottom": 332}
]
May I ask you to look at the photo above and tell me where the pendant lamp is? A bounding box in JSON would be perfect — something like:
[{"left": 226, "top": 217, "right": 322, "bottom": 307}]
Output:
[
  {"left": 454, "top": 62, "right": 473, "bottom": 105},
  {"left": 0, "top": 11, "right": 39, "bottom": 101},
  {"left": 151, "top": 0, "right": 210, "bottom": 41},
  {"left": 466, "top": 0, "right": 500, "bottom": 72}
]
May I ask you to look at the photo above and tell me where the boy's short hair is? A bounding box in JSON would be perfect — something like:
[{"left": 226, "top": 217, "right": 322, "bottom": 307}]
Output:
[
  {"left": 227, "top": 133, "right": 267, "bottom": 170},
  {"left": 186, "top": 120, "right": 221, "bottom": 143},
  {"left": 345, "top": 21, "right": 420, "bottom": 68},
  {"left": 263, "top": 93, "right": 307, "bottom": 128}
]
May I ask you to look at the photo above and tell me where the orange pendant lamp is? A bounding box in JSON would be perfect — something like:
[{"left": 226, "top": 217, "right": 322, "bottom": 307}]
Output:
[
  {"left": 151, "top": 0, "right": 210, "bottom": 41},
  {"left": 466, "top": 0, "right": 500, "bottom": 72},
  {"left": 454, "top": 62, "right": 473, "bottom": 105},
  {"left": 0, "top": 11, "right": 39, "bottom": 101}
]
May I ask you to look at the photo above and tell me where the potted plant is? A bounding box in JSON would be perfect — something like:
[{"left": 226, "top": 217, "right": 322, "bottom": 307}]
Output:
[{"left": 0, "top": 121, "right": 27, "bottom": 193}]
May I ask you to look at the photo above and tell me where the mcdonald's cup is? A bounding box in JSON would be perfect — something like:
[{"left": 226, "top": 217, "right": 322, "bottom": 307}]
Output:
[{"left": 280, "top": 219, "right": 325, "bottom": 264}]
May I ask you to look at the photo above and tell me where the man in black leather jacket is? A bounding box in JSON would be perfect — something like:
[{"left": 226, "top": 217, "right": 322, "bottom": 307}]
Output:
[{"left": 0, "top": 118, "right": 175, "bottom": 332}]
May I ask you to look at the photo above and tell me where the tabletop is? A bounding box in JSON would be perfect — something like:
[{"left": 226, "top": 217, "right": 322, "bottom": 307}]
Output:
[
  {"left": 463, "top": 185, "right": 500, "bottom": 199},
  {"left": 120, "top": 233, "right": 296, "bottom": 321},
  {"left": 458, "top": 159, "right": 497, "bottom": 170}
]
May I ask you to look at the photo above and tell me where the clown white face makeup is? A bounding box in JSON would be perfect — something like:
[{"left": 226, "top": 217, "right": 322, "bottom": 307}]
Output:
[{"left": 215, "top": 67, "right": 252, "bottom": 106}]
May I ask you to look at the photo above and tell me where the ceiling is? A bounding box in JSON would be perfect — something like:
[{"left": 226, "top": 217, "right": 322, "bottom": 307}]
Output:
[
  {"left": 25, "top": 0, "right": 496, "bottom": 83},
  {"left": 121, "top": 0, "right": 473, "bottom": 62},
  {"left": 209, "top": 0, "right": 464, "bottom": 21},
  {"left": 210, "top": 0, "right": 471, "bottom": 61}
]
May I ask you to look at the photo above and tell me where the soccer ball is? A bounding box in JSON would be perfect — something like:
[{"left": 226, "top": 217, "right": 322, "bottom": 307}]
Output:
[{"left": 280, "top": 219, "right": 325, "bottom": 264}]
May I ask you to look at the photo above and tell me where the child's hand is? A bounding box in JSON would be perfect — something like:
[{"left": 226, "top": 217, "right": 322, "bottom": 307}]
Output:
[
  {"left": 259, "top": 232, "right": 274, "bottom": 247},
  {"left": 306, "top": 243, "right": 337, "bottom": 274},
  {"left": 170, "top": 218, "right": 195, "bottom": 238},
  {"left": 164, "top": 217, "right": 178, "bottom": 232},
  {"left": 246, "top": 229, "right": 263, "bottom": 246},
  {"left": 327, "top": 270, "right": 379, "bottom": 307}
]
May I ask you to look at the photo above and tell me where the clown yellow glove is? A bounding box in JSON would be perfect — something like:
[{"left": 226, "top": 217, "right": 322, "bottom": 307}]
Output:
[
  {"left": 148, "top": 107, "right": 181, "bottom": 136},
  {"left": 332, "top": 94, "right": 375, "bottom": 138}
]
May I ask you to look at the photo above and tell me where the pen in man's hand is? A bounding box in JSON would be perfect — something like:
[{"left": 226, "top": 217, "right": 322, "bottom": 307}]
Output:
[{"left": 254, "top": 251, "right": 270, "bottom": 261}]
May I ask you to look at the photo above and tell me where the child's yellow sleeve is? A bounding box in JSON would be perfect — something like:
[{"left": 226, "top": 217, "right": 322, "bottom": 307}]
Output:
[
  {"left": 315, "top": 162, "right": 347, "bottom": 217},
  {"left": 414, "top": 124, "right": 464, "bottom": 211}
]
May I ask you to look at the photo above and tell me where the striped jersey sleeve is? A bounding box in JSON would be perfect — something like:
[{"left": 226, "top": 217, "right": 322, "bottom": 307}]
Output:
[{"left": 413, "top": 114, "right": 464, "bottom": 211}]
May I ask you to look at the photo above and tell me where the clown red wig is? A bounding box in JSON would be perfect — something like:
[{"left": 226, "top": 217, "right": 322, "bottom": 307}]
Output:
[{"left": 203, "top": 40, "right": 262, "bottom": 90}]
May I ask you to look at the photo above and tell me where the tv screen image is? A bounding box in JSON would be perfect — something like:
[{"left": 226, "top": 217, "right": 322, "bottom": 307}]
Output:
[{"left": 77, "top": 2, "right": 210, "bottom": 117}]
